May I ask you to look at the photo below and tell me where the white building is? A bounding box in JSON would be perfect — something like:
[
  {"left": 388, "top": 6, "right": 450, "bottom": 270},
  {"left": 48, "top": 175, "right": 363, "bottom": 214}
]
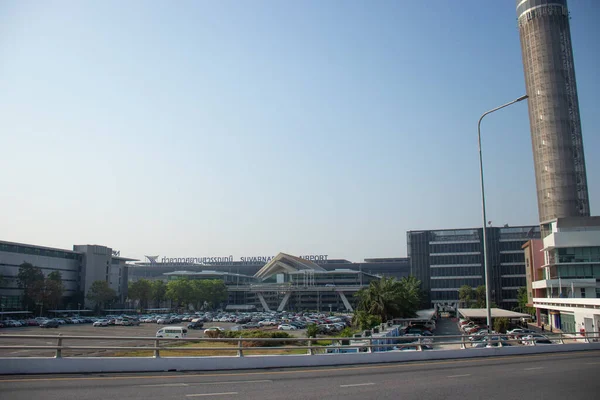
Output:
[{"left": 530, "top": 216, "right": 600, "bottom": 335}]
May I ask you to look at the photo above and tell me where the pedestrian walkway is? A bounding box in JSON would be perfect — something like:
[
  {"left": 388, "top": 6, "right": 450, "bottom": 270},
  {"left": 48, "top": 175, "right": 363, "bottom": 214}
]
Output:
[{"left": 434, "top": 317, "right": 463, "bottom": 350}]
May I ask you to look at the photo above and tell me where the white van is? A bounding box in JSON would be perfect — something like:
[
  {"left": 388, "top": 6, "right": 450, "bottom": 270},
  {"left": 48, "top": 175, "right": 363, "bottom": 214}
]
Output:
[{"left": 156, "top": 326, "right": 188, "bottom": 338}]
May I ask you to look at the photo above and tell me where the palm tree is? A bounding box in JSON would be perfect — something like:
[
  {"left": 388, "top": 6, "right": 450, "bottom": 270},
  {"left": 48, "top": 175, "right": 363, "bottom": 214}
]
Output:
[{"left": 355, "top": 276, "right": 421, "bottom": 322}]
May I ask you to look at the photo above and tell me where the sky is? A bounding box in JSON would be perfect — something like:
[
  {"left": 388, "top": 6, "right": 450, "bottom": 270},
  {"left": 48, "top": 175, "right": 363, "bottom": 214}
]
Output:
[{"left": 1, "top": 0, "right": 599, "bottom": 262}]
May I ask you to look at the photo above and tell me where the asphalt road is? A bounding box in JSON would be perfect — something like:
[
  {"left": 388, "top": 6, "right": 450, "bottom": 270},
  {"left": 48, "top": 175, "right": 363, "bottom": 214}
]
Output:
[{"left": 1, "top": 351, "right": 599, "bottom": 400}]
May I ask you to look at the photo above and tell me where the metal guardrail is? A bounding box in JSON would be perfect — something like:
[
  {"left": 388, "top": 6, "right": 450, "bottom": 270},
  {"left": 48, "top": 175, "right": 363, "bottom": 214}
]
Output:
[{"left": 0, "top": 331, "right": 598, "bottom": 359}]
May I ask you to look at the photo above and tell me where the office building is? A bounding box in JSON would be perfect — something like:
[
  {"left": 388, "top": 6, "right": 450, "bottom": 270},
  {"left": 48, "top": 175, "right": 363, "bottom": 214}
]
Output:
[
  {"left": 524, "top": 217, "right": 600, "bottom": 333},
  {"left": 407, "top": 225, "right": 541, "bottom": 310},
  {"left": 0, "top": 240, "right": 135, "bottom": 310}
]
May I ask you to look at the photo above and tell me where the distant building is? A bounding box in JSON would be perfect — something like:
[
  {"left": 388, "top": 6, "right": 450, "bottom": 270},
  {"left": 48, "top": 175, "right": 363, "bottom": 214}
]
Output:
[
  {"left": 0, "top": 240, "right": 136, "bottom": 310},
  {"left": 526, "top": 217, "right": 600, "bottom": 333},
  {"left": 164, "top": 253, "right": 380, "bottom": 312},
  {"left": 407, "top": 225, "right": 541, "bottom": 310},
  {"left": 128, "top": 256, "right": 410, "bottom": 283}
]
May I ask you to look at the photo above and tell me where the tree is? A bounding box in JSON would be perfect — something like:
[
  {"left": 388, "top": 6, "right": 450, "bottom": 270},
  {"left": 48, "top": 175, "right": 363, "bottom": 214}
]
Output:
[
  {"left": 306, "top": 323, "right": 319, "bottom": 338},
  {"left": 474, "top": 285, "right": 487, "bottom": 308},
  {"left": 202, "top": 280, "right": 228, "bottom": 310},
  {"left": 128, "top": 279, "right": 152, "bottom": 311},
  {"left": 517, "top": 287, "right": 535, "bottom": 316},
  {"left": 17, "top": 263, "right": 44, "bottom": 310},
  {"left": 493, "top": 317, "right": 509, "bottom": 333},
  {"left": 29, "top": 277, "right": 64, "bottom": 313},
  {"left": 354, "top": 276, "right": 421, "bottom": 322},
  {"left": 352, "top": 310, "right": 382, "bottom": 330},
  {"left": 166, "top": 278, "right": 194, "bottom": 309},
  {"left": 459, "top": 285, "right": 490, "bottom": 308},
  {"left": 458, "top": 285, "right": 474, "bottom": 308},
  {"left": 86, "top": 280, "right": 117, "bottom": 309},
  {"left": 150, "top": 280, "right": 167, "bottom": 307}
]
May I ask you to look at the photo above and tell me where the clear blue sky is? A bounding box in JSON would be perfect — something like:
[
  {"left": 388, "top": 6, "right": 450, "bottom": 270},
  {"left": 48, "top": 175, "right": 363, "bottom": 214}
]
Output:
[{"left": 1, "top": 1, "right": 598, "bottom": 262}]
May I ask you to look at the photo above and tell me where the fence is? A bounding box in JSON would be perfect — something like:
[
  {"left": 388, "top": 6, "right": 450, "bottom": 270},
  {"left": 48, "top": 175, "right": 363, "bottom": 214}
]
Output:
[{"left": 0, "top": 331, "right": 598, "bottom": 359}]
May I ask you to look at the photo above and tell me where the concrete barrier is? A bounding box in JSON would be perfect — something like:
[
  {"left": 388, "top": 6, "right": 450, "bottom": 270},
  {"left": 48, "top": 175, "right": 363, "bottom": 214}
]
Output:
[{"left": 2, "top": 343, "right": 600, "bottom": 375}]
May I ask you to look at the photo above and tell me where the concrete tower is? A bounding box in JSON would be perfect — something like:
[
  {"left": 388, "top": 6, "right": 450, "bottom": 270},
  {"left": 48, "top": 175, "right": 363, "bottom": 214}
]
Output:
[{"left": 517, "top": 0, "right": 590, "bottom": 223}]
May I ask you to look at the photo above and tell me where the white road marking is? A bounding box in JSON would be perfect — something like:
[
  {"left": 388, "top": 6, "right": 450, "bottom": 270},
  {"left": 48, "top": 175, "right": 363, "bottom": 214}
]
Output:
[
  {"left": 139, "top": 383, "right": 189, "bottom": 387},
  {"left": 186, "top": 393, "right": 238, "bottom": 397},
  {"left": 447, "top": 374, "right": 472, "bottom": 378},
  {"left": 524, "top": 367, "right": 544, "bottom": 370},
  {"left": 340, "top": 383, "right": 375, "bottom": 388},
  {"left": 191, "top": 380, "right": 272, "bottom": 385}
]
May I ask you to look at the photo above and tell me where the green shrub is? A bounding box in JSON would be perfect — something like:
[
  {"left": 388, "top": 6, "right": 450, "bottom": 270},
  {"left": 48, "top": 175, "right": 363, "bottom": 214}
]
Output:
[
  {"left": 223, "top": 330, "right": 293, "bottom": 347},
  {"left": 336, "top": 327, "right": 357, "bottom": 338}
]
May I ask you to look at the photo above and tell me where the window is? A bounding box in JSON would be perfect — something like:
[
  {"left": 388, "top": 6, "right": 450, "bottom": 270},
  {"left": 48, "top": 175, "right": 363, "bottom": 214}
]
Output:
[{"left": 580, "top": 288, "right": 586, "bottom": 298}]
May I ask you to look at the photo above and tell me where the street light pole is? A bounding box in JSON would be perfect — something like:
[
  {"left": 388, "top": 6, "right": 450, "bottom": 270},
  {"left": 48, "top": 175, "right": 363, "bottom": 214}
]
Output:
[{"left": 478, "top": 94, "right": 528, "bottom": 333}]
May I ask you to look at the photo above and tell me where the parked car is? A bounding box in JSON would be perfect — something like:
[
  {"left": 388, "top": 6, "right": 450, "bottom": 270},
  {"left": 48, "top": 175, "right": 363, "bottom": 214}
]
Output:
[
  {"left": 521, "top": 334, "right": 554, "bottom": 345},
  {"left": 471, "top": 336, "right": 511, "bottom": 348},
  {"left": 40, "top": 320, "right": 59, "bottom": 328},
  {"left": 93, "top": 319, "right": 109, "bottom": 327},
  {"left": 204, "top": 327, "right": 225, "bottom": 334},
  {"left": 187, "top": 321, "right": 204, "bottom": 330},
  {"left": 278, "top": 324, "right": 297, "bottom": 331},
  {"left": 506, "top": 328, "right": 534, "bottom": 338}
]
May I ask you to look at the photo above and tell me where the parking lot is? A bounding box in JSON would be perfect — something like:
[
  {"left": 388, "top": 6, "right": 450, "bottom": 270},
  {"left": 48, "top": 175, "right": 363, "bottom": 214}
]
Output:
[{"left": 0, "top": 321, "right": 309, "bottom": 357}]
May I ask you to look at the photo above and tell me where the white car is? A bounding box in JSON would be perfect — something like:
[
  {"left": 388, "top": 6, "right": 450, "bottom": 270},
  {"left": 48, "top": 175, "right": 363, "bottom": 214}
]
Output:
[
  {"left": 521, "top": 334, "right": 553, "bottom": 345},
  {"left": 204, "top": 327, "right": 225, "bottom": 334},
  {"left": 93, "top": 319, "right": 109, "bottom": 327},
  {"left": 277, "top": 324, "right": 297, "bottom": 331}
]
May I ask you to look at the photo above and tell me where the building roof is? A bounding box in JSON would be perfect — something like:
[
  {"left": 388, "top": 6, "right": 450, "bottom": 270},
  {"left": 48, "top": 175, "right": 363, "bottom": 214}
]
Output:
[
  {"left": 551, "top": 216, "right": 600, "bottom": 229},
  {"left": 0, "top": 240, "right": 80, "bottom": 254},
  {"left": 458, "top": 308, "right": 531, "bottom": 319},
  {"left": 163, "top": 270, "right": 252, "bottom": 278},
  {"left": 254, "top": 252, "right": 326, "bottom": 279}
]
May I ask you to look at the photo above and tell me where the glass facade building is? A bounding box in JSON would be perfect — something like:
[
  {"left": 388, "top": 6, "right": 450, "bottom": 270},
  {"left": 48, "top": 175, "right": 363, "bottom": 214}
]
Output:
[{"left": 408, "top": 225, "right": 541, "bottom": 309}]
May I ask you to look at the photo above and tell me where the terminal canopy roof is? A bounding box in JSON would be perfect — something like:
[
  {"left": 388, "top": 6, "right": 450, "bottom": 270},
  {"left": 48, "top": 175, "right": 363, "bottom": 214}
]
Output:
[
  {"left": 254, "top": 252, "right": 326, "bottom": 280},
  {"left": 458, "top": 308, "right": 531, "bottom": 320}
]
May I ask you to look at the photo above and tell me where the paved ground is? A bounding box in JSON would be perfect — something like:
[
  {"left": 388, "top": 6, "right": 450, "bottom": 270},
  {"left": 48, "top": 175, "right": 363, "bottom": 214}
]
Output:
[
  {"left": 0, "top": 322, "right": 308, "bottom": 357},
  {"left": 433, "top": 317, "right": 463, "bottom": 350},
  {"left": 0, "top": 351, "right": 598, "bottom": 399}
]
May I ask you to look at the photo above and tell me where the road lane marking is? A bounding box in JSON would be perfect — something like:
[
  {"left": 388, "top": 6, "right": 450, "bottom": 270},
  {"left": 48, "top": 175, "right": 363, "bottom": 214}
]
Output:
[
  {"left": 447, "top": 374, "right": 471, "bottom": 378},
  {"left": 139, "top": 383, "right": 189, "bottom": 387},
  {"left": 340, "top": 383, "right": 374, "bottom": 387},
  {"left": 186, "top": 393, "right": 238, "bottom": 397},
  {"left": 586, "top": 362, "right": 600, "bottom": 365},
  {"left": 190, "top": 380, "right": 272, "bottom": 386},
  {"left": 524, "top": 367, "right": 544, "bottom": 370},
  {"left": 1, "top": 351, "right": 598, "bottom": 383}
]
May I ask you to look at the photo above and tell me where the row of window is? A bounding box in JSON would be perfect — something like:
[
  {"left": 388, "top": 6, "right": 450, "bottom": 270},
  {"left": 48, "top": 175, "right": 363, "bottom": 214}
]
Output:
[
  {"left": 500, "top": 265, "right": 526, "bottom": 275},
  {"left": 501, "top": 277, "right": 527, "bottom": 287},
  {"left": 500, "top": 253, "right": 526, "bottom": 263},
  {"left": 555, "top": 265, "right": 600, "bottom": 279},
  {"left": 430, "top": 254, "right": 481, "bottom": 265},
  {"left": 431, "top": 291, "right": 459, "bottom": 301},
  {"left": 431, "top": 278, "right": 483, "bottom": 289},
  {"left": 555, "top": 247, "right": 600, "bottom": 263},
  {"left": 431, "top": 267, "right": 482, "bottom": 277},
  {"left": 0, "top": 243, "right": 80, "bottom": 260},
  {"left": 430, "top": 243, "right": 481, "bottom": 254}
]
